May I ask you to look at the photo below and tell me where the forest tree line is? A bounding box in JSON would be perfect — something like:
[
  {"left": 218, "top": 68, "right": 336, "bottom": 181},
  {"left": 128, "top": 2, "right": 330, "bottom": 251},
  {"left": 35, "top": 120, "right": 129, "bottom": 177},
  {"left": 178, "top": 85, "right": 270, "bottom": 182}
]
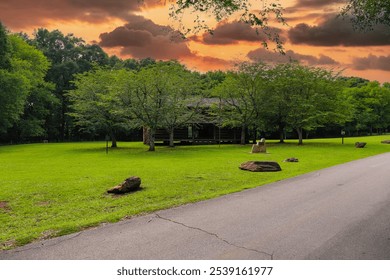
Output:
[{"left": 1, "top": 22, "right": 390, "bottom": 150}]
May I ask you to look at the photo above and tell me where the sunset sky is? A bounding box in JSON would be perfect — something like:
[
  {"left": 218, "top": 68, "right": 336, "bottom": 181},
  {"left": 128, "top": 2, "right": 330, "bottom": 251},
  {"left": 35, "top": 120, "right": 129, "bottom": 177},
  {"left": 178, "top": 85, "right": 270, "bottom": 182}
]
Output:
[{"left": 0, "top": 0, "right": 389, "bottom": 83}]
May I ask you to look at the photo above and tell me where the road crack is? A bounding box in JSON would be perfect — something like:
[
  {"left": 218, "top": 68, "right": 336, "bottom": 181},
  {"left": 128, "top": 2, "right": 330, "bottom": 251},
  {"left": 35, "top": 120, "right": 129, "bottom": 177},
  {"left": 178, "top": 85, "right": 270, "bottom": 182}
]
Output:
[{"left": 155, "top": 214, "right": 273, "bottom": 259}]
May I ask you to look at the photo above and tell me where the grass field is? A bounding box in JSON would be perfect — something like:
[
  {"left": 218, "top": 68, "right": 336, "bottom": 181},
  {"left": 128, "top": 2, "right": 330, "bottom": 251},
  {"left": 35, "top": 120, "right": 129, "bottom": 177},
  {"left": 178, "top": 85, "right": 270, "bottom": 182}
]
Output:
[{"left": 1, "top": 135, "right": 389, "bottom": 249}]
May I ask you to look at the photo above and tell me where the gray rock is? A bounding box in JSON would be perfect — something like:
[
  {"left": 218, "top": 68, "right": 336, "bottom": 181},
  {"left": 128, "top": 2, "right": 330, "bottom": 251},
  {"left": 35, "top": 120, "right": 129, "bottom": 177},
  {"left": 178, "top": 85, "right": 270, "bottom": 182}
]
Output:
[
  {"left": 107, "top": 176, "right": 141, "bottom": 194},
  {"left": 381, "top": 140, "right": 390, "bottom": 144},
  {"left": 239, "top": 161, "right": 281, "bottom": 172},
  {"left": 355, "top": 142, "right": 367, "bottom": 148}
]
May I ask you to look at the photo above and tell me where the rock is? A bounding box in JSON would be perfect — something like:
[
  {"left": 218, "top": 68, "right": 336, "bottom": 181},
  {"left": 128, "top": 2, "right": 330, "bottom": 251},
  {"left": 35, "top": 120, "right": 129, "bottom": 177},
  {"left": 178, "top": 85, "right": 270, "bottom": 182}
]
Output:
[
  {"left": 251, "top": 138, "right": 266, "bottom": 153},
  {"left": 251, "top": 144, "right": 266, "bottom": 153},
  {"left": 284, "top": 157, "right": 299, "bottom": 162},
  {"left": 107, "top": 176, "right": 141, "bottom": 194},
  {"left": 355, "top": 142, "right": 367, "bottom": 148},
  {"left": 381, "top": 140, "right": 390, "bottom": 144},
  {"left": 239, "top": 161, "right": 281, "bottom": 172}
]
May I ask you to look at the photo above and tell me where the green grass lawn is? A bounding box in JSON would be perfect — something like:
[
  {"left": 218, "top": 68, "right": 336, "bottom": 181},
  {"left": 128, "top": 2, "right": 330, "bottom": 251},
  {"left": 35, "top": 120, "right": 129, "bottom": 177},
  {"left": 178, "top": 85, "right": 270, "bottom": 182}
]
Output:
[{"left": 1, "top": 135, "right": 389, "bottom": 249}]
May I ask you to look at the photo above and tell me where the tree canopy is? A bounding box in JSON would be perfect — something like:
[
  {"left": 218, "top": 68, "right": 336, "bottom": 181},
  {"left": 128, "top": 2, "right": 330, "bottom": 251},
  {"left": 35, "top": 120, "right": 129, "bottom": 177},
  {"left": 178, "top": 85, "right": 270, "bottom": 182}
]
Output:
[
  {"left": 29, "top": 29, "right": 110, "bottom": 141},
  {"left": 119, "top": 61, "right": 203, "bottom": 151},
  {"left": 67, "top": 68, "right": 130, "bottom": 147},
  {"left": 341, "top": 0, "right": 390, "bottom": 29},
  {"left": 0, "top": 24, "right": 51, "bottom": 135}
]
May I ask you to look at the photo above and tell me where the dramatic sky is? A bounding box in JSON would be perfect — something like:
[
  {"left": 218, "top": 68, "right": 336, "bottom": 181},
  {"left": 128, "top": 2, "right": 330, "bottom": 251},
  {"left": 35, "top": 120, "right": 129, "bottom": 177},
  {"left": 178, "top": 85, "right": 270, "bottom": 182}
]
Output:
[{"left": 1, "top": 0, "right": 389, "bottom": 82}]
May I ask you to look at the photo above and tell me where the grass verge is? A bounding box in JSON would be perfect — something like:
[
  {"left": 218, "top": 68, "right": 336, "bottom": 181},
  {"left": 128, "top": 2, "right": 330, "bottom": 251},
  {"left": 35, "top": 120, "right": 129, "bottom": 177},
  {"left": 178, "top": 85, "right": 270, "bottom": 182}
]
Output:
[{"left": 1, "top": 135, "right": 389, "bottom": 249}]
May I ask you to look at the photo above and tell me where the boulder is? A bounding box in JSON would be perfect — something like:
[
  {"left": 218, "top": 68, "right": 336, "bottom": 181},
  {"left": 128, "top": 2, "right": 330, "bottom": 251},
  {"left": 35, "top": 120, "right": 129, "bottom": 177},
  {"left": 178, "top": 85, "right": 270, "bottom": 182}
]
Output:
[
  {"left": 251, "top": 138, "right": 266, "bottom": 153},
  {"left": 251, "top": 144, "right": 266, "bottom": 153},
  {"left": 107, "top": 176, "right": 141, "bottom": 194},
  {"left": 239, "top": 161, "right": 281, "bottom": 172},
  {"left": 381, "top": 140, "right": 390, "bottom": 144},
  {"left": 284, "top": 157, "right": 299, "bottom": 162},
  {"left": 355, "top": 142, "right": 367, "bottom": 148}
]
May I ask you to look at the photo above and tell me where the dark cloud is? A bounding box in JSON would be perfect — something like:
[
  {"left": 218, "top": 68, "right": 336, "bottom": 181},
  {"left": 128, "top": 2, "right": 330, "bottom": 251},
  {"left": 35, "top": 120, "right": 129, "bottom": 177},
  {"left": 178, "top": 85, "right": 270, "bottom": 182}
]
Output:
[
  {"left": 288, "top": 14, "right": 390, "bottom": 46},
  {"left": 352, "top": 54, "right": 390, "bottom": 71},
  {"left": 294, "top": 0, "right": 342, "bottom": 8},
  {"left": 99, "top": 14, "right": 192, "bottom": 60},
  {"left": 98, "top": 14, "right": 233, "bottom": 68},
  {"left": 247, "top": 48, "right": 339, "bottom": 66},
  {"left": 285, "top": 0, "right": 343, "bottom": 13},
  {"left": 0, "top": 0, "right": 162, "bottom": 28},
  {"left": 284, "top": 12, "right": 327, "bottom": 22},
  {"left": 190, "top": 21, "right": 282, "bottom": 45}
]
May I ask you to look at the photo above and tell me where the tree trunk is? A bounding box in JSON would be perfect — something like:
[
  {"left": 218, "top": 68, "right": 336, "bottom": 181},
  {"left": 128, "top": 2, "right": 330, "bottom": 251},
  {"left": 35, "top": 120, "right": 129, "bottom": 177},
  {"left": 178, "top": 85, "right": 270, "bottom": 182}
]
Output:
[
  {"left": 252, "top": 127, "right": 257, "bottom": 144},
  {"left": 279, "top": 127, "right": 285, "bottom": 143},
  {"left": 59, "top": 100, "right": 67, "bottom": 141},
  {"left": 240, "top": 125, "right": 246, "bottom": 145},
  {"left": 148, "top": 128, "right": 156, "bottom": 151},
  {"left": 297, "top": 127, "right": 303, "bottom": 145},
  {"left": 143, "top": 127, "right": 150, "bottom": 145},
  {"left": 169, "top": 128, "right": 174, "bottom": 148},
  {"left": 111, "top": 133, "right": 117, "bottom": 148}
]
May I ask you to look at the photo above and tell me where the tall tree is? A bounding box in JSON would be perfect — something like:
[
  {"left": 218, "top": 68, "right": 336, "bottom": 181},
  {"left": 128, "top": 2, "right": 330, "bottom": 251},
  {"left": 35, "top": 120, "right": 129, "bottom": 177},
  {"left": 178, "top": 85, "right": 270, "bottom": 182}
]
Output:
[
  {"left": 344, "top": 81, "right": 390, "bottom": 135},
  {"left": 0, "top": 25, "right": 51, "bottom": 136},
  {"left": 67, "top": 68, "right": 130, "bottom": 147},
  {"left": 119, "top": 61, "right": 202, "bottom": 151},
  {"left": 29, "top": 29, "right": 109, "bottom": 141},
  {"left": 212, "top": 63, "right": 268, "bottom": 144},
  {"left": 268, "top": 63, "right": 350, "bottom": 145},
  {"left": 0, "top": 22, "right": 11, "bottom": 70},
  {"left": 158, "top": 64, "right": 203, "bottom": 147}
]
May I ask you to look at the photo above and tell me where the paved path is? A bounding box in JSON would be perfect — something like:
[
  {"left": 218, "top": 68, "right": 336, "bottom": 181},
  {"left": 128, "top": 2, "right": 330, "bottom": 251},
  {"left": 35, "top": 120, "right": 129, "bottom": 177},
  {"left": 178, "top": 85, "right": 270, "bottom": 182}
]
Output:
[{"left": 1, "top": 153, "right": 390, "bottom": 260}]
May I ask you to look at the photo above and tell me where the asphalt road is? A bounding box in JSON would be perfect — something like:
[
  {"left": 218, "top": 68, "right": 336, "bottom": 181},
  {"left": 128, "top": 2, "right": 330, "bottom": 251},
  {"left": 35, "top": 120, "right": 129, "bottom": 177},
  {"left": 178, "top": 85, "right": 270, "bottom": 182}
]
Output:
[{"left": 1, "top": 152, "right": 390, "bottom": 260}]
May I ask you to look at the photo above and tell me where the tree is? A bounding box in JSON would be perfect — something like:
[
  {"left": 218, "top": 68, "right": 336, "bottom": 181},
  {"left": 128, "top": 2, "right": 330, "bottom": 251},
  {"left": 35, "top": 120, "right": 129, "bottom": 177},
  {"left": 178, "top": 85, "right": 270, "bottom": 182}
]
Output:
[
  {"left": 0, "top": 22, "right": 11, "bottom": 70},
  {"left": 67, "top": 68, "right": 130, "bottom": 147},
  {"left": 341, "top": 0, "right": 390, "bottom": 29},
  {"left": 344, "top": 82, "right": 390, "bottom": 135},
  {"left": 212, "top": 63, "right": 268, "bottom": 144},
  {"left": 119, "top": 61, "right": 202, "bottom": 151},
  {"left": 0, "top": 71, "right": 29, "bottom": 134},
  {"left": 199, "top": 70, "right": 226, "bottom": 95},
  {"left": 158, "top": 64, "right": 203, "bottom": 147},
  {"left": 0, "top": 24, "right": 51, "bottom": 136},
  {"left": 8, "top": 83, "right": 57, "bottom": 141},
  {"left": 29, "top": 29, "right": 110, "bottom": 141},
  {"left": 260, "top": 63, "right": 351, "bottom": 145}
]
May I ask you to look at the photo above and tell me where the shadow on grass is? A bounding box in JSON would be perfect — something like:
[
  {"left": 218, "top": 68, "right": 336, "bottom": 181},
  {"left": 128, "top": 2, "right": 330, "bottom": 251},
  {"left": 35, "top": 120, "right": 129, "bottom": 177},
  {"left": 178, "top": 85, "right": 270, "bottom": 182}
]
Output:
[{"left": 105, "top": 187, "right": 145, "bottom": 198}]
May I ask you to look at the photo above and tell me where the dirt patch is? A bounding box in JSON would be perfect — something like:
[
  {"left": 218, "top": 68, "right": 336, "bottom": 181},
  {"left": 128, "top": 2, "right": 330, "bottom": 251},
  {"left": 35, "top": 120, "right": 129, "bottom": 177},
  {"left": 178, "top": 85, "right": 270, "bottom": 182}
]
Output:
[
  {"left": 0, "top": 201, "right": 10, "bottom": 211},
  {"left": 40, "top": 229, "right": 60, "bottom": 240},
  {"left": 1, "top": 239, "right": 16, "bottom": 250},
  {"left": 36, "top": 201, "right": 51, "bottom": 206}
]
